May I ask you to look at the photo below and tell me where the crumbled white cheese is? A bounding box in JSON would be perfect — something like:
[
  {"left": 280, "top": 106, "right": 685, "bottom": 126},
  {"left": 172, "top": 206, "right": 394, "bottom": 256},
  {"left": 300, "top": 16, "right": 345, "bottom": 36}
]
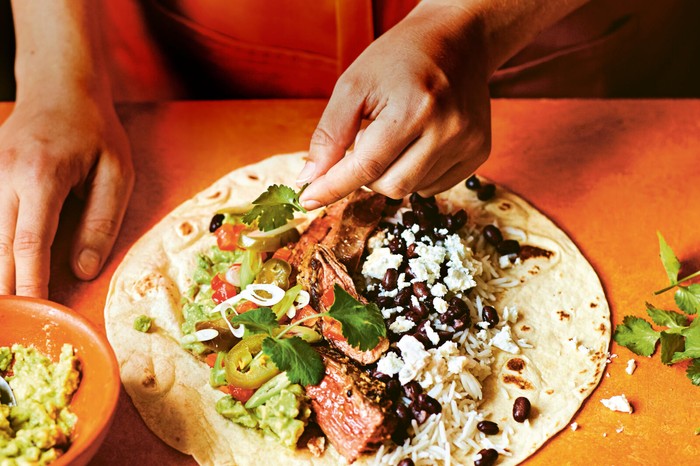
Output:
[
  {"left": 499, "top": 254, "right": 512, "bottom": 269},
  {"left": 411, "top": 224, "right": 420, "bottom": 233},
  {"left": 376, "top": 351, "right": 404, "bottom": 377},
  {"left": 490, "top": 326, "right": 521, "bottom": 354},
  {"left": 381, "top": 306, "right": 402, "bottom": 319},
  {"left": 409, "top": 243, "right": 447, "bottom": 284},
  {"left": 433, "top": 297, "right": 448, "bottom": 314},
  {"left": 447, "top": 356, "right": 467, "bottom": 374},
  {"left": 361, "top": 247, "right": 403, "bottom": 280},
  {"left": 397, "top": 335, "right": 430, "bottom": 385},
  {"left": 443, "top": 264, "right": 477, "bottom": 292},
  {"left": 570, "top": 422, "right": 578, "bottom": 431},
  {"left": 430, "top": 283, "right": 448, "bottom": 297},
  {"left": 600, "top": 394, "right": 633, "bottom": 414},
  {"left": 423, "top": 321, "right": 440, "bottom": 346},
  {"left": 378, "top": 287, "right": 398, "bottom": 298},
  {"left": 389, "top": 315, "right": 416, "bottom": 334},
  {"left": 397, "top": 272, "right": 411, "bottom": 289},
  {"left": 502, "top": 306, "right": 519, "bottom": 323},
  {"left": 401, "top": 229, "right": 416, "bottom": 246},
  {"left": 616, "top": 425, "right": 624, "bottom": 434},
  {"left": 625, "top": 359, "right": 636, "bottom": 375},
  {"left": 366, "top": 230, "right": 386, "bottom": 252},
  {"left": 476, "top": 329, "right": 489, "bottom": 340}
]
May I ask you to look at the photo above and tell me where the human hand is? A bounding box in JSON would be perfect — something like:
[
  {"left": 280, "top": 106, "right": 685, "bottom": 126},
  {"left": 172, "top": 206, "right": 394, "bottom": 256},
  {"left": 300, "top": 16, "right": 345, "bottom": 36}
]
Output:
[
  {"left": 298, "top": 1, "right": 491, "bottom": 209},
  {"left": 0, "top": 89, "right": 134, "bottom": 297}
]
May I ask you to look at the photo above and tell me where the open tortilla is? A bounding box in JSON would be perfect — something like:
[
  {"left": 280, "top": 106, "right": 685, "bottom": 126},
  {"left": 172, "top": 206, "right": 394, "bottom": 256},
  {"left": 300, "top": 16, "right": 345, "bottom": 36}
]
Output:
[{"left": 104, "top": 152, "right": 610, "bottom": 465}]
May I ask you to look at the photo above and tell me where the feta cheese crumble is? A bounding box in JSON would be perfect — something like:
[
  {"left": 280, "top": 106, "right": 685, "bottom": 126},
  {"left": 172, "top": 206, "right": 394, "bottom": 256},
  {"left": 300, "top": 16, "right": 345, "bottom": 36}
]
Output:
[{"left": 600, "top": 394, "right": 633, "bottom": 414}]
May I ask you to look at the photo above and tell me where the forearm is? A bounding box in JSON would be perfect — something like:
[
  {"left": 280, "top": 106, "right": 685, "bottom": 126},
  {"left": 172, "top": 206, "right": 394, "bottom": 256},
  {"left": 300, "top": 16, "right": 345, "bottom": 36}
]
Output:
[
  {"left": 11, "top": 0, "right": 111, "bottom": 104},
  {"left": 414, "top": 0, "right": 590, "bottom": 75}
]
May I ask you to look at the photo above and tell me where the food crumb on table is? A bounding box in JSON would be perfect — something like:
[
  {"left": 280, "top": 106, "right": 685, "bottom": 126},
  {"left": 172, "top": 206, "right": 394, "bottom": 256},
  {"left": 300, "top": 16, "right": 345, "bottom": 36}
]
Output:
[
  {"left": 570, "top": 422, "right": 578, "bottom": 431},
  {"left": 625, "top": 359, "right": 636, "bottom": 375}
]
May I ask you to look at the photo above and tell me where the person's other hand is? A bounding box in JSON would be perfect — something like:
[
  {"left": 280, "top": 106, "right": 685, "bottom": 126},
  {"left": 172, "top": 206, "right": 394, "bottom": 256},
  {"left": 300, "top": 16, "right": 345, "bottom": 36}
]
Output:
[
  {"left": 0, "top": 89, "right": 134, "bottom": 297},
  {"left": 298, "top": 1, "right": 491, "bottom": 208}
]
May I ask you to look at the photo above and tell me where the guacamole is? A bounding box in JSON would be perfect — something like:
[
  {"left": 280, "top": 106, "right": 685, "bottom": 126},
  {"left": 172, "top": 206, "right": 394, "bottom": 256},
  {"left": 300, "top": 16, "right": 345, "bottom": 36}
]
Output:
[{"left": 0, "top": 344, "right": 81, "bottom": 465}]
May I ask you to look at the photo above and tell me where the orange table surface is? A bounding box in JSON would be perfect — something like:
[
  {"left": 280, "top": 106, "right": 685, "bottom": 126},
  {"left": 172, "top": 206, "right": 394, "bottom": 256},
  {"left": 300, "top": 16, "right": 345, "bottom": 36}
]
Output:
[{"left": 1, "top": 99, "right": 698, "bottom": 465}]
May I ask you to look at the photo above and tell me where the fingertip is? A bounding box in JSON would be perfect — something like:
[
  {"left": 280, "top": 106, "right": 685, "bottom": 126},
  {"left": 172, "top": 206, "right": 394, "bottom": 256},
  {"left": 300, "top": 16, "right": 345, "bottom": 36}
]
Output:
[
  {"left": 72, "top": 247, "right": 103, "bottom": 280},
  {"left": 296, "top": 161, "right": 317, "bottom": 186}
]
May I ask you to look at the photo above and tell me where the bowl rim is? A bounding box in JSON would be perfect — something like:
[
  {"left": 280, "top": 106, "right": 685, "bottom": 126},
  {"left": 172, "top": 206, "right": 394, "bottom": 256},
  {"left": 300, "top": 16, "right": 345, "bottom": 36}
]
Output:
[{"left": 0, "top": 295, "right": 121, "bottom": 466}]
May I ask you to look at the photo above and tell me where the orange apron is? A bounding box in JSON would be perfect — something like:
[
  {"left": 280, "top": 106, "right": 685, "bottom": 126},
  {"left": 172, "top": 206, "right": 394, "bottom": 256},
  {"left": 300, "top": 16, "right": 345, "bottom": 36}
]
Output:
[{"left": 100, "top": 0, "right": 699, "bottom": 101}]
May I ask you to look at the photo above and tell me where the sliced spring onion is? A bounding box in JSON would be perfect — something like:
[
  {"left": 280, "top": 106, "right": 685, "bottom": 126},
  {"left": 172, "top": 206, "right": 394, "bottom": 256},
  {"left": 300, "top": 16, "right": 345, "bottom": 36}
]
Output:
[
  {"left": 286, "top": 305, "right": 297, "bottom": 319},
  {"left": 271, "top": 284, "right": 302, "bottom": 320},
  {"left": 194, "top": 328, "right": 219, "bottom": 342},
  {"left": 244, "top": 372, "right": 292, "bottom": 409},
  {"left": 294, "top": 290, "right": 310, "bottom": 308},
  {"left": 244, "top": 284, "right": 286, "bottom": 307}
]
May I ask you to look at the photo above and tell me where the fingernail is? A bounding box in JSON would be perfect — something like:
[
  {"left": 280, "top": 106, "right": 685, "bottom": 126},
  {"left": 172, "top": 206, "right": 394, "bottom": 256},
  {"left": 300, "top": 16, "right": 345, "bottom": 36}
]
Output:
[
  {"left": 77, "top": 248, "right": 101, "bottom": 277},
  {"left": 296, "top": 161, "right": 316, "bottom": 185},
  {"left": 301, "top": 199, "right": 322, "bottom": 211}
]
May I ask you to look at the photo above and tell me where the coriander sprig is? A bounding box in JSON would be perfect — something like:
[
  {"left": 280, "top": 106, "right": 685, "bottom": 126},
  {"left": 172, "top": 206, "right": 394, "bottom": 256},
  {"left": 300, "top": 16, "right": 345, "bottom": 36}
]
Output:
[
  {"left": 241, "top": 184, "right": 307, "bottom": 231},
  {"left": 230, "top": 285, "right": 386, "bottom": 386},
  {"left": 613, "top": 232, "right": 700, "bottom": 387}
]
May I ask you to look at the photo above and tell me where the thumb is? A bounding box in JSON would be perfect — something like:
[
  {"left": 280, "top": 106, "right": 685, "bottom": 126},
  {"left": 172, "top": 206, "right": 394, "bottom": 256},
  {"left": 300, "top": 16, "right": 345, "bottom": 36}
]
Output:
[
  {"left": 297, "top": 83, "right": 365, "bottom": 187},
  {"left": 71, "top": 154, "right": 134, "bottom": 280}
]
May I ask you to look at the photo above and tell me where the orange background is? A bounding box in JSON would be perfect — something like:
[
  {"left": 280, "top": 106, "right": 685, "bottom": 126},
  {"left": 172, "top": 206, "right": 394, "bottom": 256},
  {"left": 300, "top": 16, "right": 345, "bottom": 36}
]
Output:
[{"left": 1, "top": 99, "right": 698, "bottom": 465}]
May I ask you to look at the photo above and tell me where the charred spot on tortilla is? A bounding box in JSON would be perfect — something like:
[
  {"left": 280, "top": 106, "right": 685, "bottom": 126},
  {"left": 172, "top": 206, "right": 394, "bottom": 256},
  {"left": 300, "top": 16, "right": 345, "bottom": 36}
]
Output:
[
  {"left": 132, "top": 272, "right": 164, "bottom": 298},
  {"left": 599, "top": 323, "right": 607, "bottom": 334},
  {"left": 502, "top": 374, "right": 534, "bottom": 391},
  {"left": 498, "top": 202, "right": 512, "bottom": 211},
  {"left": 519, "top": 245, "right": 554, "bottom": 260},
  {"left": 506, "top": 358, "right": 526, "bottom": 373},
  {"left": 557, "top": 310, "right": 571, "bottom": 320},
  {"left": 521, "top": 325, "right": 531, "bottom": 331},
  {"left": 591, "top": 302, "right": 598, "bottom": 308},
  {"left": 528, "top": 265, "right": 541, "bottom": 275},
  {"left": 177, "top": 220, "right": 195, "bottom": 237}
]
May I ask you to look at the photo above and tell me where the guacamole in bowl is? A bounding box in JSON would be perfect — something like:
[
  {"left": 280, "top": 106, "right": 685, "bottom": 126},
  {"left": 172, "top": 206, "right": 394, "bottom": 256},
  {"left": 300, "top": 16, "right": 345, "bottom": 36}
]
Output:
[{"left": 0, "top": 343, "right": 81, "bottom": 465}]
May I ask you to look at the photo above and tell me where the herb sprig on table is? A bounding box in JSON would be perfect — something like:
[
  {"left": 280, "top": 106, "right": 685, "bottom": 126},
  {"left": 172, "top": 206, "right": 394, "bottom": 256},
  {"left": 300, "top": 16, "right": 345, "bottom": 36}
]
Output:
[{"left": 613, "top": 232, "right": 700, "bottom": 387}]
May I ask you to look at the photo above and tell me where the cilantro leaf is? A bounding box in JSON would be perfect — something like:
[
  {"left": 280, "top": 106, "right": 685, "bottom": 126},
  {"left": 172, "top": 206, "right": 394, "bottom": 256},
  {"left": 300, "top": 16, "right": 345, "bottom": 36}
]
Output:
[
  {"left": 657, "top": 231, "right": 681, "bottom": 283},
  {"left": 262, "top": 336, "right": 325, "bottom": 386},
  {"left": 241, "top": 184, "right": 307, "bottom": 231},
  {"left": 645, "top": 302, "right": 689, "bottom": 332},
  {"left": 328, "top": 284, "right": 386, "bottom": 351},
  {"left": 659, "top": 331, "right": 685, "bottom": 365},
  {"left": 613, "top": 316, "right": 660, "bottom": 357},
  {"left": 687, "top": 359, "right": 700, "bottom": 387},
  {"left": 671, "top": 319, "right": 700, "bottom": 363},
  {"left": 230, "top": 307, "right": 279, "bottom": 335},
  {"left": 675, "top": 284, "right": 700, "bottom": 315}
]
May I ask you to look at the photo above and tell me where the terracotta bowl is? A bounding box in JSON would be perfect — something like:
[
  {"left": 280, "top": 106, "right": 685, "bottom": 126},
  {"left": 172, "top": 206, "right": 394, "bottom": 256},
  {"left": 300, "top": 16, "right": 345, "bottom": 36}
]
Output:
[{"left": 0, "top": 296, "right": 120, "bottom": 466}]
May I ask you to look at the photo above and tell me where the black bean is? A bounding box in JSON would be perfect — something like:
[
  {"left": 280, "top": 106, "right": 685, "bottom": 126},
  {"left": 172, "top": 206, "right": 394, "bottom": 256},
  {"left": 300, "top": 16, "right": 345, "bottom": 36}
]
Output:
[
  {"left": 402, "top": 264, "right": 415, "bottom": 280},
  {"left": 415, "top": 210, "right": 435, "bottom": 231},
  {"left": 388, "top": 237, "right": 406, "bottom": 255},
  {"left": 449, "top": 209, "right": 468, "bottom": 231},
  {"left": 412, "top": 281, "right": 430, "bottom": 299},
  {"left": 497, "top": 239, "right": 521, "bottom": 255},
  {"left": 395, "top": 402, "right": 411, "bottom": 425},
  {"left": 409, "top": 300, "right": 429, "bottom": 321},
  {"left": 410, "top": 192, "right": 437, "bottom": 207},
  {"left": 474, "top": 448, "right": 498, "bottom": 466},
  {"left": 397, "top": 459, "right": 415, "bottom": 466},
  {"left": 482, "top": 305, "right": 499, "bottom": 328},
  {"left": 477, "top": 183, "right": 496, "bottom": 201},
  {"left": 385, "top": 196, "right": 404, "bottom": 206},
  {"left": 448, "top": 297, "right": 469, "bottom": 316},
  {"left": 513, "top": 396, "right": 531, "bottom": 422},
  {"left": 394, "top": 288, "right": 412, "bottom": 307},
  {"left": 465, "top": 175, "right": 481, "bottom": 190},
  {"left": 209, "top": 213, "right": 225, "bottom": 233},
  {"left": 390, "top": 223, "right": 405, "bottom": 236},
  {"left": 402, "top": 211, "right": 417, "bottom": 227},
  {"left": 377, "top": 295, "right": 394, "bottom": 309},
  {"left": 411, "top": 405, "right": 429, "bottom": 424},
  {"left": 416, "top": 393, "right": 442, "bottom": 415},
  {"left": 372, "top": 370, "right": 392, "bottom": 383},
  {"left": 386, "top": 379, "right": 401, "bottom": 400},
  {"left": 482, "top": 224, "right": 503, "bottom": 246},
  {"left": 406, "top": 243, "right": 419, "bottom": 259},
  {"left": 392, "top": 426, "right": 409, "bottom": 444},
  {"left": 383, "top": 268, "right": 399, "bottom": 291},
  {"left": 476, "top": 420, "right": 500, "bottom": 435},
  {"left": 452, "top": 316, "right": 469, "bottom": 332},
  {"left": 412, "top": 320, "right": 435, "bottom": 348},
  {"left": 403, "top": 380, "right": 423, "bottom": 400}
]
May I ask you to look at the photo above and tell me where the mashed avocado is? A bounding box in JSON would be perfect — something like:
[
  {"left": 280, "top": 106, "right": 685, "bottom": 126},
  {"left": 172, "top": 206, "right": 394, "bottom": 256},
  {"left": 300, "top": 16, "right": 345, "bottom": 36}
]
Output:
[
  {"left": 0, "top": 344, "right": 81, "bottom": 465},
  {"left": 216, "top": 384, "right": 310, "bottom": 448}
]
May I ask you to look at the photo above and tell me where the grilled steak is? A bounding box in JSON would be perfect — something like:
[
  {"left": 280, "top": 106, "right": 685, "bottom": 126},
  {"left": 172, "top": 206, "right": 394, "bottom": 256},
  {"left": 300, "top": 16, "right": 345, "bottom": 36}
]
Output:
[
  {"left": 288, "top": 198, "right": 348, "bottom": 270},
  {"left": 306, "top": 347, "right": 396, "bottom": 463},
  {"left": 297, "top": 244, "right": 389, "bottom": 365},
  {"left": 321, "top": 190, "right": 386, "bottom": 274}
]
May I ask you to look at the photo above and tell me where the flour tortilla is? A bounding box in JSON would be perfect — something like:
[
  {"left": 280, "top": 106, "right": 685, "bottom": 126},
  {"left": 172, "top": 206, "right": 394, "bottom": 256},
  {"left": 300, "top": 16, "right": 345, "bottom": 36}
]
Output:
[{"left": 104, "top": 152, "right": 610, "bottom": 465}]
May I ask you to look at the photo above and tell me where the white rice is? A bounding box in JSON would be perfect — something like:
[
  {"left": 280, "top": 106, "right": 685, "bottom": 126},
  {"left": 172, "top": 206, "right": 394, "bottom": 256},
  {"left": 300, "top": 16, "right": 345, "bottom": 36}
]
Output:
[{"left": 368, "top": 220, "right": 524, "bottom": 466}]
